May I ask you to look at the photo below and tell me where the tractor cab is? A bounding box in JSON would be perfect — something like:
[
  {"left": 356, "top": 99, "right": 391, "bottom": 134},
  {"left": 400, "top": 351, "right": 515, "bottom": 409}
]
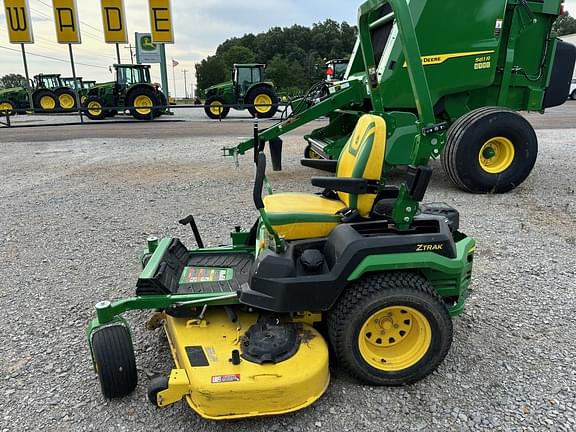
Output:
[
  {"left": 84, "top": 80, "right": 96, "bottom": 89},
  {"left": 325, "top": 59, "right": 349, "bottom": 82},
  {"left": 61, "top": 77, "right": 84, "bottom": 89},
  {"left": 115, "top": 64, "right": 152, "bottom": 88},
  {"left": 35, "top": 74, "right": 63, "bottom": 90},
  {"left": 233, "top": 64, "right": 266, "bottom": 98}
]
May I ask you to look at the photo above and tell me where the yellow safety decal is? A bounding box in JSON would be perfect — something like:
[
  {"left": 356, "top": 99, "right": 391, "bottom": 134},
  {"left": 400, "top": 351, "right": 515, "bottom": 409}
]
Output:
[{"left": 403, "top": 50, "right": 496, "bottom": 67}]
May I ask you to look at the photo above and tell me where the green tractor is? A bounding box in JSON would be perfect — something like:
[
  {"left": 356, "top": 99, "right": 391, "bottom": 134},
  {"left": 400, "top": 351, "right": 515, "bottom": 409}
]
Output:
[
  {"left": 60, "top": 77, "right": 95, "bottom": 105},
  {"left": 83, "top": 64, "right": 167, "bottom": 121},
  {"left": 204, "top": 64, "right": 279, "bottom": 120},
  {"left": 227, "top": 0, "right": 575, "bottom": 195},
  {"left": 86, "top": 0, "right": 477, "bottom": 420},
  {"left": 34, "top": 74, "right": 78, "bottom": 112},
  {"left": 0, "top": 73, "right": 77, "bottom": 115}
]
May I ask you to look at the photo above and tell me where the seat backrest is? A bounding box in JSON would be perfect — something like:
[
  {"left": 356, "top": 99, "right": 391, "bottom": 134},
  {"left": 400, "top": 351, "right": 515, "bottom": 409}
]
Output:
[{"left": 336, "top": 114, "right": 386, "bottom": 217}]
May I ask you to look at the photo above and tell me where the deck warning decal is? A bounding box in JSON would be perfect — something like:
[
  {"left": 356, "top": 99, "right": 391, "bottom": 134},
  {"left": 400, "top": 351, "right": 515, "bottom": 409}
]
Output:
[
  {"left": 180, "top": 267, "right": 230, "bottom": 284},
  {"left": 211, "top": 374, "right": 240, "bottom": 384}
]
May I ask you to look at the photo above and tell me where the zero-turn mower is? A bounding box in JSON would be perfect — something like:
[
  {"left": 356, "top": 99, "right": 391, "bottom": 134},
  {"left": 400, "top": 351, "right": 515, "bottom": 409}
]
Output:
[{"left": 87, "top": 0, "right": 477, "bottom": 420}]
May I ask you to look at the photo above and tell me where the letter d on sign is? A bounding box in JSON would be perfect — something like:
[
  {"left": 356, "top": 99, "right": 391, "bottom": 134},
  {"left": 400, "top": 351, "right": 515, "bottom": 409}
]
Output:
[
  {"left": 101, "top": 0, "right": 128, "bottom": 44},
  {"left": 148, "top": 0, "right": 174, "bottom": 43}
]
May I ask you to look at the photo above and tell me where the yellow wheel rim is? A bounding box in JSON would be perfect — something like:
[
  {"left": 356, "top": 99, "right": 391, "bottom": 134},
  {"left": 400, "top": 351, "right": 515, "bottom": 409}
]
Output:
[
  {"left": 59, "top": 94, "right": 75, "bottom": 109},
  {"left": 87, "top": 101, "right": 103, "bottom": 116},
  {"left": 478, "top": 137, "right": 515, "bottom": 174},
  {"left": 0, "top": 102, "right": 14, "bottom": 113},
  {"left": 254, "top": 94, "right": 272, "bottom": 114},
  {"left": 134, "top": 95, "right": 153, "bottom": 115},
  {"left": 40, "top": 96, "right": 56, "bottom": 110},
  {"left": 358, "top": 306, "right": 432, "bottom": 372},
  {"left": 81, "top": 95, "right": 87, "bottom": 104},
  {"left": 307, "top": 148, "right": 321, "bottom": 159},
  {"left": 210, "top": 101, "right": 223, "bottom": 116}
]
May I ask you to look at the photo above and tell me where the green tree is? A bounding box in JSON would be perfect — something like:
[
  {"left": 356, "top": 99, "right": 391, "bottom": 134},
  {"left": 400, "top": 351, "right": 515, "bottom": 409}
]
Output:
[
  {"left": 196, "top": 55, "right": 227, "bottom": 91},
  {"left": 266, "top": 55, "right": 306, "bottom": 91},
  {"left": 0, "top": 73, "right": 27, "bottom": 89},
  {"left": 552, "top": 12, "right": 576, "bottom": 37},
  {"left": 222, "top": 45, "right": 257, "bottom": 69}
]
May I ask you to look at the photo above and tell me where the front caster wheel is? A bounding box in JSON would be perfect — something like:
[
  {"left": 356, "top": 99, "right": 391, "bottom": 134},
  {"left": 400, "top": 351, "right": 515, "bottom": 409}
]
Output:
[
  {"left": 148, "top": 376, "right": 169, "bottom": 407},
  {"left": 328, "top": 272, "right": 452, "bottom": 386},
  {"left": 91, "top": 325, "right": 137, "bottom": 398}
]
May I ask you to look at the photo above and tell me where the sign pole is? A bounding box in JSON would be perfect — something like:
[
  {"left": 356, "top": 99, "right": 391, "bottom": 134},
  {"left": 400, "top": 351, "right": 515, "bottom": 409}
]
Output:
[
  {"left": 159, "top": 43, "right": 169, "bottom": 96},
  {"left": 115, "top": 43, "right": 121, "bottom": 64},
  {"left": 20, "top": 43, "right": 33, "bottom": 111},
  {"left": 68, "top": 43, "right": 84, "bottom": 123}
]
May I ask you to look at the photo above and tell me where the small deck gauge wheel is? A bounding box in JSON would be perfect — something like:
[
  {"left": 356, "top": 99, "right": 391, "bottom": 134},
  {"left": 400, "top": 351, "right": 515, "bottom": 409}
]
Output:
[
  {"left": 91, "top": 324, "right": 137, "bottom": 398},
  {"left": 148, "top": 376, "right": 169, "bottom": 407},
  {"left": 328, "top": 272, "right": 453, "bottom": 385}
]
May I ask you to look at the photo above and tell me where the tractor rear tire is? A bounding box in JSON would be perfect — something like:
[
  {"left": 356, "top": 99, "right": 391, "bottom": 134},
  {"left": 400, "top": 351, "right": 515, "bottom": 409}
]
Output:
[
  {"left": 441, "top": 107, "right": 538, "bottom": 194},
  {"left": 154, "top": 92, "right": 168, "bottom": 118},
  {"left": 247, "top": 87, "right": 279, "bottom": 119},
  {"left": 91, "top": 325, "right": 138, "bottom": 399},
  {"left": 32, "top": 89, "right": 58, "bottom": 113},
  {"left": 128, "top": 88, "right": 160, "bottom": 121},
  {"left": 84, "top": 96, "right": 107, "bottom": 121},
  {"left": 55, "top": 88, "right": 77, "bottom": 112},
  {"left": 205, "top": 97, "right": 230, "bottom": 120},
  {"left": 571, "top": 90, "right": 576, "bottom": 100},
  {"left": 327, "top": 272, "right": 452, "bottom": 386},
  {"left": 0, "top": 100, "right": 16, "bottom": 116}
]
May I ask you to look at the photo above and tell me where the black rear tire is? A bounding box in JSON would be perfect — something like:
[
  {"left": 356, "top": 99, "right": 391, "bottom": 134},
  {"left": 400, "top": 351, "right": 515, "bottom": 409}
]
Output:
[
  {"left": 247, "top": 87, "right": 279, "bottom": 119},
  {"left": 441, "top": 107, "right": 538, "bottom": 193},
  {"left": 32, "top": 89, "right": 58, "bottom": 113},
  {"left": 154, "top": 92, "right": 168, "bottom": 118},
  {"left": 204, "top": 96, "right": 230, "bottom": 120},
  {"left": 327, "top": 272, "right": 452, "bottom": 386},
  {"left": 91, "top": 325, "right": 137, "bottom": 399},
  {"left": 55, "top": 87, "right": 77, "bottom": 111},
  {"left": 84, "top": 96, "right": 107, "bottom": 121},
  {"left": 127, "top": 87, "right": 160, "bottom": 121},
  {"left": 571, "top": 90, "right": 576, "bottom": 100}
]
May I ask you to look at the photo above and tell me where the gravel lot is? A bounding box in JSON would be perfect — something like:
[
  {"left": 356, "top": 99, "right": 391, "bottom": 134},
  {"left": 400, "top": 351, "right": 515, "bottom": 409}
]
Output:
[{"left": 0, "top": 120, "right": 575, "bottom": 431}]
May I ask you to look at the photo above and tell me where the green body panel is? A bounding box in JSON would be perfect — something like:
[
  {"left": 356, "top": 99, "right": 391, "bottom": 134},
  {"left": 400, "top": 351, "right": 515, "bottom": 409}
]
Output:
[
  {"left": 0, "top": 87, "right": 29, "bottom": 109},
  {"left": 205, "top": 64, "right": 276, "bottom": 110},
  {"left": 227, "top": 0, "right": 563, "bottom": 164}
]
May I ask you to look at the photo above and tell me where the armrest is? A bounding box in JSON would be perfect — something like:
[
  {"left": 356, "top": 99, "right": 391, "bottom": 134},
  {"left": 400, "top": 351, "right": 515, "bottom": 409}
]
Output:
[
  {"left": 300, "top": 159, "right": 338, "bottom": 173},
  {"left": 311, "top": 177, "right": 375, "bottom": 194}
]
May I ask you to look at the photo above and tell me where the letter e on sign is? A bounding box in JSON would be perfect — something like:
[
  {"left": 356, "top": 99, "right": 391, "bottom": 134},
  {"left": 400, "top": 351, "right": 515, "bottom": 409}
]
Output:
[
  {"left": 4, "top": 0, "right": 34, "bottom": 43},
  {"left": 148, "top": 0, "right": 174, "bottom": 43},
  {"left": 51, "top": 0, "right": 81, "bottom": 44},
  {"left": 101, "top": 0, "right": 127, "bottom": 44}
]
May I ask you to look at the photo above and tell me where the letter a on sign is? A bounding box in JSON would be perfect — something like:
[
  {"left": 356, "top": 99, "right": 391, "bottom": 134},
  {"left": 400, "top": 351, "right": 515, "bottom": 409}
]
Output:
[
  {"left": 3, "top": 0, "right": 34, "bottom": 43},
  {"left": 148, "top": 0, "right": 174, "bottom": 43},
  {"left": 101, "top": 0, "right": 127, "bottom": 44},
  {"left": 52, "top": 0, "right": 81, "bottom": 44}
]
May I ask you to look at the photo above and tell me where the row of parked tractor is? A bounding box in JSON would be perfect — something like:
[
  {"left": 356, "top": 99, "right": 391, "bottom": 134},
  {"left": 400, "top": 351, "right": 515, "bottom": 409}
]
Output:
[{"left": 0, "top": 64, "right": 169, "bottom": 121}]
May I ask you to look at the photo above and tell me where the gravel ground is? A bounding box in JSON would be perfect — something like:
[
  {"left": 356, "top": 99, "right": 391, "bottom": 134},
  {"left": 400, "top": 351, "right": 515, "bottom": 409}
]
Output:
[{"left": 0, "top": 127, "right": 575, "bottom": 431}]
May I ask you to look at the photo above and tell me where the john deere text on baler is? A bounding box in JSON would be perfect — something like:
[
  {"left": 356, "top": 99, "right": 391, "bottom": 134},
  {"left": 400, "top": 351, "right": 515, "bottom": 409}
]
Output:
[{"left": 225, "top": 0, "right": 575, "bottom": 193}]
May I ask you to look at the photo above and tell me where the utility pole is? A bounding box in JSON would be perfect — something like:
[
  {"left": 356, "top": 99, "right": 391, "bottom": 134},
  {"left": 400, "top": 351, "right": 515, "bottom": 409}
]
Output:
[
  {"left": 124, "top": 45, "right": 136, "bottom": 64},
  {"left": 182, "top": 69, "right": 189, "bottom": 99}
]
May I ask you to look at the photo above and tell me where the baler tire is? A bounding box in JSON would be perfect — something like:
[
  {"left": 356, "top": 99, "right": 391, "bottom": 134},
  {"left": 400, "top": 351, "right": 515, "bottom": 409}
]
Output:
[
  {"left": 441, "top": 107, "right": 538, "bottom": 194},
  {"left": 91, "top": 325, "right": 138, "bottom": 399},
  {"left": 327, "top": 272, "right": 452, "bottom": 386},
  {"left": 205, "top": 97, "right": 230, "bottom": 120}
]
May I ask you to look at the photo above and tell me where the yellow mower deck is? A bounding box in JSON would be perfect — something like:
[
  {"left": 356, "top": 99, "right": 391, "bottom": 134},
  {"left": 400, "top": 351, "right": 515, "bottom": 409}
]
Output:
[{"left": 157, "top": 309, "right": 330, "bottom": 420}]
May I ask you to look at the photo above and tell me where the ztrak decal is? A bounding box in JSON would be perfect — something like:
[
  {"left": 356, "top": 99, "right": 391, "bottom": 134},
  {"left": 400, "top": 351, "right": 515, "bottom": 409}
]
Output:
[{"left": 416, "top": 244, "right": 444, "bottom": 252}]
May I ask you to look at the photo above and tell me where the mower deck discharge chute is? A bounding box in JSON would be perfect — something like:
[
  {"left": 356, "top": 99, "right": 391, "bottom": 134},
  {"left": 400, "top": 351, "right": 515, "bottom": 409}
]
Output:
[{"left": 87, "top": 0, "right": 479, "bottom": 420}]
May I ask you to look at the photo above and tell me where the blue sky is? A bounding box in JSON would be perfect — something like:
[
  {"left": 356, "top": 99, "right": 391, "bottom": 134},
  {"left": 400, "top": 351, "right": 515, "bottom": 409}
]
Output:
[
  {"left": 0, "top": 0, "right": 356, "bottom": 96},
  {"left": 0, "top": 0, "right": 574, "bottom": 96}
]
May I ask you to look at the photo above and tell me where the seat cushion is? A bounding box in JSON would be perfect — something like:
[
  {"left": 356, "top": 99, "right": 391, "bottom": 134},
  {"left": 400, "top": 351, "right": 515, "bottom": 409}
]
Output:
[{"left": 264, "top": 193, "right": 345, "bottom": 240}]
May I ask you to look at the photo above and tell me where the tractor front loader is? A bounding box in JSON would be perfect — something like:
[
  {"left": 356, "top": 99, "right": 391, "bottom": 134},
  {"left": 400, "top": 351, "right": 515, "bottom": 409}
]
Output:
[{"left": 225, "top": 0, "right": 575, "bottom": 193}]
